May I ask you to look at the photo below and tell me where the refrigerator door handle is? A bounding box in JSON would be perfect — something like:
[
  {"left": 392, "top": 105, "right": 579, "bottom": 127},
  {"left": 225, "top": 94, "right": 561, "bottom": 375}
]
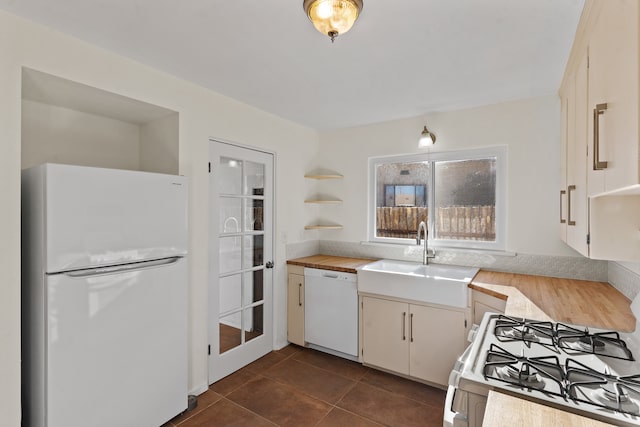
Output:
[{"left": 61, "top": 256, "right": 182, "bottom": 278}]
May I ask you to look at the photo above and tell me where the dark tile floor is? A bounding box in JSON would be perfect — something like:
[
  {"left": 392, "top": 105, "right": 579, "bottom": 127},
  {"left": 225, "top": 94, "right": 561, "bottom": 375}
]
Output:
[{"left": 164, "top": 345, "right": 446, "bottom": 427}]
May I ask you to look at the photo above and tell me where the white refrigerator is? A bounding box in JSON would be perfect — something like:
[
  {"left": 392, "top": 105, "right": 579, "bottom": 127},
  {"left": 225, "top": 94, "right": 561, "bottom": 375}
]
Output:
[{"left": 21, "top": 164, "right": 189, "bottom": 427}]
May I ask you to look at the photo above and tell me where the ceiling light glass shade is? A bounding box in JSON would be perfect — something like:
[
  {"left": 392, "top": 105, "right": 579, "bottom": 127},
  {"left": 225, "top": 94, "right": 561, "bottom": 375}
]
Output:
[
  {"left": 303, "top": 0, "right": 363, "bottom": 42},
  {"left": 419, "top": 125, "right": 436, "bottom": 147}
]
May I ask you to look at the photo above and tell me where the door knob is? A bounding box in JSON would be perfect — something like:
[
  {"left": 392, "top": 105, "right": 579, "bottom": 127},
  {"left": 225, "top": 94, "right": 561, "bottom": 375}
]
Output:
[{"left": 265, "top": 261, "right": 274, "bottom": 269}]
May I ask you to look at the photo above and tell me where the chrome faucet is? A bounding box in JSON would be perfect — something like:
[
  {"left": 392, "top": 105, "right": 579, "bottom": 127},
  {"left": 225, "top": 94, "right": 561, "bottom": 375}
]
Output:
[{"left": 416, "top": 221, "right": 435, "bottom": 265}]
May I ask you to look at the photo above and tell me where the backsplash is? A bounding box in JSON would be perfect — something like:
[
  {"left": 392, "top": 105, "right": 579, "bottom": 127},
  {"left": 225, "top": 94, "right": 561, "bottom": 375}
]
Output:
[
  {"left": 608, "top": 261, "right": 640, "bottom": 300},
  {"left": 285, "top": 240, "right": 609, "bottom": 282},
  {"left": 319, "top": 240, "right": 608, "bottom": 281},
  {"left": 285, "top": 240, "right": 320, "bottom": 259}
]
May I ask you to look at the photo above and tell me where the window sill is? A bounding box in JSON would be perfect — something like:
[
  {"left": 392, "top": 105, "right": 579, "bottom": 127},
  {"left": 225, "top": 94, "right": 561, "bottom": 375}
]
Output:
[{"left": 360, "top": 241, "right": 517, "bottom": 257}]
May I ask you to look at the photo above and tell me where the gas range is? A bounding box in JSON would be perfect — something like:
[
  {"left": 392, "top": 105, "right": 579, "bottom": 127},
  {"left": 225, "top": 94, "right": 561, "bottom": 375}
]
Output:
[{"left": 454, "top": 312, "right": 640, "bottom": 426}]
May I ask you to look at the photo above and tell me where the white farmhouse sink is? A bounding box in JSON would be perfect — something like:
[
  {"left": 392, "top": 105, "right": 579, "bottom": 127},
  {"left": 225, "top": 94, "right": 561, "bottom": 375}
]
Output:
[{"left": 357, "top": 259, "right": 479, "bottom": 308}]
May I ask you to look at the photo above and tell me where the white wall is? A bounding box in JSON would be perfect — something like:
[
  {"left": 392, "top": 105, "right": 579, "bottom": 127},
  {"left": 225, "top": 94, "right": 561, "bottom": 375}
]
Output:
[
  {"left": 140, "top": 114, "right": 179, "bottom": 174},
  {"left": 1, "top": 10, "right": 318, "bottom": 425},
  {"left": 21, "top": 100, "right": 141, "bottom": 170},
  {"left": 315, "top": 96, "right": 578, "bottom": 257}
]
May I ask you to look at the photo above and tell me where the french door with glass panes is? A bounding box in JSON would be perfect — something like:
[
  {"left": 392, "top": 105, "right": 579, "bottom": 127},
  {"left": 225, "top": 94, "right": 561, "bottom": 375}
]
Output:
[{"left": 208, "top": 140, "right": 273, "bottom": 383}]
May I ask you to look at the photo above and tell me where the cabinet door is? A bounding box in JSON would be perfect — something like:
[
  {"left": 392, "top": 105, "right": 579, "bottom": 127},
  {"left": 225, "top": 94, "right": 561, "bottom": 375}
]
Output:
[
  {"left": 566, "top": 51, "right": 589, "bottom": 256},
  {"left": 287, "top": 273, "right": 305, "bottom": 346},
  {"left": 559, "top": 92, "right": 569, "bottom": 242},
  {"left": 361, "top": 297, "right": 409, "bottom": 375},
  {"left": 588, "top": 0, "right": 639, "bottom": 192},
  {"left": 472, "top": 290, "right": 506, "bottom": 325},
  {"left": 409, "top": 304, "right": 466, "bottom": 386}
]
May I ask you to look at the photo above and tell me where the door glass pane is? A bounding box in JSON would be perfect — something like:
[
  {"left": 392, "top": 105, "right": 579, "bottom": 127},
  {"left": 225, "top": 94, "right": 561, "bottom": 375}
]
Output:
[
  {"left": 213, "top": 145, "right": 272, "bottom": 382},
  {"left": 433, "top": 158, "right": 496, "bottom": 241},
  {"left": 243, "top": 235, "right": 264, "bottom": 268},
  {"left": 244, "top": 161, "right": 264, "bottom": 196},
  {"left": 219, "top": 275, "right": 241, "bottom": 314},
  {"left": 219, "top": 157, "right": 243, "bottom": 195},
  {"left": 219, "top": 311, "right": 242, "bottom": 354},
  {"left": 245, "top": 199, "right": 264, "bottom": 231},
  {"left": 244, "top": 306, "right": 263, "bottom": 344},
  {"left": 243, "top": 271, "right": 264, "bottom": 305},
  {"left": 219, "top": 236, "right": 241, "bottom": 274},
  {"left": 220, "top": 197, "right": 241, "bottom": 233},
  {"left": 375, "top": 161, "right": 429, "bottom": 239}
]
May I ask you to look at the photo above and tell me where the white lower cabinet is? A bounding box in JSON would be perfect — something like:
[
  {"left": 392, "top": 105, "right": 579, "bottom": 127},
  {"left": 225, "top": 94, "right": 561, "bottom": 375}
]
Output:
[
  {"left": 361, "top": 296, "right": 410, "bottom": 375},
  {"left": 287, "top": 266, "right": 305, "bottom": 346},
  {"left": 361, "top": 295, "right": 467, "bottom": 386}
]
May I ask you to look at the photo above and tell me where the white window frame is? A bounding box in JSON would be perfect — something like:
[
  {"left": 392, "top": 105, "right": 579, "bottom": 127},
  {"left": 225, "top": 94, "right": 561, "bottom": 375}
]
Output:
[{"left": 368, "top": 146, "right": 507, "bottom": 251}]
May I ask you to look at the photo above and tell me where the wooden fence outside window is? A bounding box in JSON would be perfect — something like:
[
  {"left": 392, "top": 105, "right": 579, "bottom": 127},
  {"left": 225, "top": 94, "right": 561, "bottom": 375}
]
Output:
[{"left": 375, "top": 206, "right": 495, "bottom": 241}]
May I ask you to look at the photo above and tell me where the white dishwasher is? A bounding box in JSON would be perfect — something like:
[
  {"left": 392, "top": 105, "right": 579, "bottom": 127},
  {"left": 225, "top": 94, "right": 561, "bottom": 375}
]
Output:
[{"left": 304, "top": 267, "right": 358, "bottom": 358}]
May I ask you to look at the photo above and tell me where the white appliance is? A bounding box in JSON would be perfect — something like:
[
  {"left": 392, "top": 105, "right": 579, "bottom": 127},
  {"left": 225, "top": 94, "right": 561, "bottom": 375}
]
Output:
[
  {"left": 304, "top": 268, "right": 358, "bottom": 359},
  {"left": 445, "top": 294, "right": 640, "bottom": 427},
  {"left": 21, "top": 164, "right": 189, "bottom": 427}
]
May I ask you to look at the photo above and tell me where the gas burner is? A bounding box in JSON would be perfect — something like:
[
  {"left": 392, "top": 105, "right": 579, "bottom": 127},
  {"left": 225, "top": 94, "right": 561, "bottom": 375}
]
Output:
[
  {"left": 577, "top": 336, "right": 606, "bottom": 352},
  {"left": 500, "top": 326, "right": 537, "bottom": 341},
  {"left": 496, "top": 365, "right": 545, "bottom": 389}
]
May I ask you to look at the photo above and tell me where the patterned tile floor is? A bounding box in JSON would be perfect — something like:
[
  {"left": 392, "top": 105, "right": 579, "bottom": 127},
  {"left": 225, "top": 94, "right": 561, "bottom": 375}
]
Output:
[{"left": 164, "top": 345, "right": 446, "bottom": 427}]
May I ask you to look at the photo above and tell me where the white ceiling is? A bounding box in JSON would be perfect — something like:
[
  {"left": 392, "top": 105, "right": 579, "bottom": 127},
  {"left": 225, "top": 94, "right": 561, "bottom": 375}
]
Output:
[{"left": 1, "top": 0, "right": 585, "bottom": 130}]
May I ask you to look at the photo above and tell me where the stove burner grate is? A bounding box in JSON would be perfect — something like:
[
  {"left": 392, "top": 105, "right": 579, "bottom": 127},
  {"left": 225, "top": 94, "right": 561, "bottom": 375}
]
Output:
[
  {"left": 565, "top": 359, "right": 640, "bottom": 416},
  {"left": 494, "top": 317, "right": 635, "bottom": 361},
  {"left": 494, "top": 315, "right": 555, "bottom": 347},
  {"left": 483, "top": 344, "right": 565, "bottom": 397},
  {"left": 556, "top": 326, "right": 634, "bottom": 361}
]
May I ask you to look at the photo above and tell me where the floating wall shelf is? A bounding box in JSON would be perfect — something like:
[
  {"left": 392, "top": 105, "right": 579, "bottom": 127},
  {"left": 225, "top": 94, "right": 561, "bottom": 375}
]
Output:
[
  {"left": 304, "top": 170, "right": 343, "bottom": 231},
  {"left": 304, "top": 174, "right": 343, "bottom": 180},
  {"left": 304, "top": 199, "right": 342, "bottom": 204},
  {"left": 304, "top": 225, "right": 344, "bottom": 230}
]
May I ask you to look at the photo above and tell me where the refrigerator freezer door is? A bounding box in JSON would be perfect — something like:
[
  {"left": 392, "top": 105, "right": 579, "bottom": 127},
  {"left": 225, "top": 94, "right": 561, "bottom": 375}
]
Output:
[
  {"left": 43, "top": 164, "right": 188, "bottom": 273},
  {"left": 46, "top": 257, "right": 188, "bottom": 427}
]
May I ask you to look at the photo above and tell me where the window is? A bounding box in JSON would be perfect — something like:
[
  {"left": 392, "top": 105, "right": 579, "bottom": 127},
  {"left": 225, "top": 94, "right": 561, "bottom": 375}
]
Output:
[{"left": 368, "top": 147, "right": 506, "bottom": 250}]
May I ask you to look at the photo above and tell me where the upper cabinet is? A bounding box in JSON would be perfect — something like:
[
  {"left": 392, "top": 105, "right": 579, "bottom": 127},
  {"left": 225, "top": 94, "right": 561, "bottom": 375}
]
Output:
[
  {"left": 559, "top": 0, "right": 640, "bottom": 261},
  {"left": 560, "top": 52, "right": 589, "bottom": 256},
  {"left": 587, "top": 0, "right": 639, "bottom": 195}
]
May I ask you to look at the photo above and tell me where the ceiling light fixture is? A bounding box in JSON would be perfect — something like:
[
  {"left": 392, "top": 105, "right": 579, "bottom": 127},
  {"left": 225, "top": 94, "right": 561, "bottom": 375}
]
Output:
[
  {"left": 419, "top": 125, "right": 436, "bottom": 147},
  {"left": 303, "top": 0, "right": 363, "bottom": 43}
]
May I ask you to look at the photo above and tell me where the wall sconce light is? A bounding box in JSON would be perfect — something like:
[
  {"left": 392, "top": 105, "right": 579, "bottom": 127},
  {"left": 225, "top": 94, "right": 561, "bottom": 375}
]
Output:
[{"left": 419, "top": 125, "right": 436, "bottom": 147}]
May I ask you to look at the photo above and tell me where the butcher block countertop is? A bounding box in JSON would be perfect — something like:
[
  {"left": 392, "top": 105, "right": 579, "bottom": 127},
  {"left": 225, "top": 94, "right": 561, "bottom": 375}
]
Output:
[
  {"left": 286, "top": 255, "right": 376, "bottom": 273},
  {"left": 471, "top": 270, "right": 635, "bottom": 332},
  {"left": 286, "top": 256, "right": 637, "bottom": 426},
  {"left": 471, "top": 270, "right": 636, "bottom": 427},
  {"left": 482, "top": 392, "right": 614, "bottom": 427}
]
